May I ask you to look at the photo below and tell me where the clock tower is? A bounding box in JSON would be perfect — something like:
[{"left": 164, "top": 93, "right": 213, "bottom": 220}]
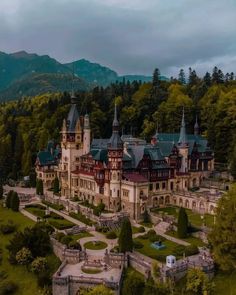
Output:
[{"left": 107, "top": 104, "right": 123, "bottom": 211}]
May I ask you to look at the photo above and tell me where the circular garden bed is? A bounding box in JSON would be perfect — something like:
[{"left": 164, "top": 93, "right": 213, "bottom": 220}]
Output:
[{"left": 84, "top": 240, "right": 107, "bottom": 250}]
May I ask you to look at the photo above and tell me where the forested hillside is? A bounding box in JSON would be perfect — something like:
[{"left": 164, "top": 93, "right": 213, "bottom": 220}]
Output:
[{"left": 0, "top": 66, "right": 235, "bottom": 180}]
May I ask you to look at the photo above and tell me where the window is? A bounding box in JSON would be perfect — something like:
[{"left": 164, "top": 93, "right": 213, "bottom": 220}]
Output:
[
  {"left": 156, "top": 183, "right": 160, "bottom": 190},
  {"left": 162, "top": 182, "right": 166, "bottom": 189},
  {"left": 149, "top": 183, "right": 153, "bottom": 191}
]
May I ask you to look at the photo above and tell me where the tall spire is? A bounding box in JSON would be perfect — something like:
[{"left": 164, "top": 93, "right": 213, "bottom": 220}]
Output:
[
  {"left": 108, "top": 103, "right": 123, "bottom": 149},
  {"left": 178, "top": 107, "right": 187, "bottom": 146},
  {"left": 194, "top": 115, "right": 199, "bottom": 135},
  {"left": 113, "top": 103, "right": 119, "bottom": 130}
]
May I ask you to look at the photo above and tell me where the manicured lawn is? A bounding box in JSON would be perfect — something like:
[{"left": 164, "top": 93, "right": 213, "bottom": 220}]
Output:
[
  {"left": 69, "top": 232, "right": 93, "bottom": 242},
  {"left": 132, "top": 226, "right": 146, "bottom": 234},
  {"left": 152, "top": 206, "right": 214, "bottom": 228},
  {"left": 166, "top": 230, "right": 206, "bottom": 247},
  {"left": 82, "top": 268, "right": 102, "bottom": 274},
  {"left": 0, "top": 204, "right": 40, "bottom": 295},
  {"left": 69, "top": 212, "right": 95, "bottom": 226},
  {"left": 25, "top": 205, "right": 74, "bottom": 229},
  {"left": 134, "top": 237, "right": 185, "bottom": 262},
  {"left": 84, "top": 241, "right": 107, "bottom": 250}
]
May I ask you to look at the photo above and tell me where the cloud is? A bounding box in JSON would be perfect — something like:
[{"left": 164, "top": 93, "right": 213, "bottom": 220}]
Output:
[{"left": 0, "top": 0, "right": 236, "bottom": 76}]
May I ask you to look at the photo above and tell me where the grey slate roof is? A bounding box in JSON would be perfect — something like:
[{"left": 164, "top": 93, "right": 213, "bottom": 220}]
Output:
[{"left": 67, "top": 104, "right": 79, "bottom": 132}]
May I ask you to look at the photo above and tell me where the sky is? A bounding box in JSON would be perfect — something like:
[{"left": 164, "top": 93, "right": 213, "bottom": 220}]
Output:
[{"left": 0, "top": 0, "right": 236, "bottom": 77}]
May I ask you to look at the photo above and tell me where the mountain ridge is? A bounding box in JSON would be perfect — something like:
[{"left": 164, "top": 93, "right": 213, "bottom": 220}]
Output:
[{"left": 0, "top": 50, "right": 168, "bottom": 100}]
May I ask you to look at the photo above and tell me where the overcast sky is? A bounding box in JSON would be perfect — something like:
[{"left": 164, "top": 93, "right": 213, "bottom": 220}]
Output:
[{"left": 0, "top": 0, "right": 236, "bottom": 76}]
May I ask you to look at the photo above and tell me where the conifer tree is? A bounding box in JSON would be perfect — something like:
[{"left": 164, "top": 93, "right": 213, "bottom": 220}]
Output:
[
  {"left": 178, "top": 69, "right": 186, "bottom": 84},
  {"left": 177, "top": 207, "right": 188, "bottom": 238},
  {"left": 36, "top": 179, "right": 44, "bottom": 195},
  {"left": 53, "top": 177, "right": 60, "bottom": 194},
  {"left": 6, "top": 190, "right": 13, "bottom": 209},
  {"left": 152, "top": 68, "right": 160, "bottom": 86},
  {"left": 11, "top": 191, "right": 20, "bottom": 212},
  {"left": 118, "top": 218, "right": 133, "bottom": 253}
]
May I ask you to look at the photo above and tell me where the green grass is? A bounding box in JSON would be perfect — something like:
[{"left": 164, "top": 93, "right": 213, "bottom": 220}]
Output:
[
  {"left": 69, "top": 232, "right": 93, "bottom": 242},
  {"left": 69, "top": 212, "right": 95, "bottom": 226},
  {"left": 213, "top": 271, "right": 236, "bottom": 295},
  {"left": 0, "top": 204, "right": 40, "bottom": 294},
  {"left": 166, "top": 230, "right": 206, "bottom": 247},
  {"left": 134, "top": 236, "right": 185, "bottom": 262},
  {"left": 152, "top": 206, "right": 214, "bottom": 228},
  {"left": 25, "top": 206, "right": 74, "bottom": 229},
  {"left": 140, "top": 222, "right": 153, "bottom": 228},
  {"left": 81, "top": 267, "right": 102, "bottom": 274},
  {"left": 84, "top": 241, "right": 107, "bottom": 250}
]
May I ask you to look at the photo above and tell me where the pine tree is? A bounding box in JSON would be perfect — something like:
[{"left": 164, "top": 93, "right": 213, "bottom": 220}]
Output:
[
  {"left": 118, "top": 218, "right": 133, "bottom": 253},
  {"left": 53, "top": 177, "right": 60, "bottom": 194},
  {"left": 36, "top": 179, "right": 44, "bottom": 195},
  {"left": 177, "top": 207, "right": 188, "bottom": 238},
  {"left": 203, "top": 72, "right": 211, "bottom": 87},
  {"left": 152, "top": 68, "right": 160, "bottom": 87},
  {"left": 178, "top": 69, "right": 186, "bottom": 84},
  {"left": 29, "top": 170, "right": 36, "bottom": 187},
  {"left": 6, "top": 190, "right": 13, "bottom": 209},
  {"left": 11, "top": 191, "right": 20, "bottom": 212}
]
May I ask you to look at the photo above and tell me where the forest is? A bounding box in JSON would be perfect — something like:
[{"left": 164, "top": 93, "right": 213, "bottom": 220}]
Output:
[{"left": 0, "top": 66, "right": 236, "bottom": 180}]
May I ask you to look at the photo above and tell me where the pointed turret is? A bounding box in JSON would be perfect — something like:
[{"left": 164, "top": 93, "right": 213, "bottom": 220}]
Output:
[
  {"left": 108, "top": 104, "right": 123, "bottom": 149},
  {"left": 194, "top": 115, "right": 199, "bottom": 136},
  {"left": 178, "top": 108, "right": 188, "bottom": 147}
]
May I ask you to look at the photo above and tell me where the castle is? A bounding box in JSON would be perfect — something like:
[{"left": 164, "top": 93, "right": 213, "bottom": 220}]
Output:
[{"left": 36, "top": 98, "right": 214, "bottom": 221}]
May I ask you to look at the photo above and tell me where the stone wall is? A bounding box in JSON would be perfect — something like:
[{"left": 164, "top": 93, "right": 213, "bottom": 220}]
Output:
[
  {"left": 127, "top": 252, "right": 151, "bottom": 279},
  {"left": 51, "top": 238, "right": 86, "bottom": 264}
]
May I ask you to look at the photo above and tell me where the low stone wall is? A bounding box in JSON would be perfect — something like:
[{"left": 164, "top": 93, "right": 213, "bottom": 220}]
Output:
[
  {"left": 51, "top": 237, "right": 86, "bottom": 264},
  {"left": 127, "top": 252, "right": 152, "bottom": 279}
]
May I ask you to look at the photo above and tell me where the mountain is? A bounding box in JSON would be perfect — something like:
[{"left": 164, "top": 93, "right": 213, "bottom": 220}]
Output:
[
  {"left": 65, "top": 59, "right": 118, "bottom": 86},
  {"left": 0, "top": 73, "right": 89, "bottom": 100},
  {"left": 0, "top": 50, "right": 169, "bottom": 100},
  {"left": 0, "top": 51, "right": 70, "bottom": 91}
]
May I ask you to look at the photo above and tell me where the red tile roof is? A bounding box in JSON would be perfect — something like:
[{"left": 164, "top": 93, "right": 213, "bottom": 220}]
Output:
[{"left": 123, "top": 173, "right": 148, "bottom": 183}]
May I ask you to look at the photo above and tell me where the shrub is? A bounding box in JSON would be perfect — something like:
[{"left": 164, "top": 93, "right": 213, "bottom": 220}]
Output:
[
  {"left": 147, "top": 229, "right": 156, "bottom": 237},
  {"left": 49, "top": 212, "right": 64, "bottom": 220},
  {"left": 69, "top": 212, "right": 94, "bottom": 226},
  {"left": 0, "top": 222, "right": 16, "bottom": 234},
  {"left": 60, "top": 235, "right": 73, "bottom": 246},
  {"left": 138, "top": 226, "right": 145, "bottom": 233},
  {"left": 139, "top": 233, "right": 149, "bottom": 240},
  {"left": 55, "top": 232, "right": 65, "bottom": 242},
  {"left": 15, "top": 247, "right": 33, "bottom": 266},
  {"left": 133, "top": 240, "right": 144, "bottom": 249},
  {"left": 106, "top": 231, "right": 117, "bottom": 239},
  {"left": 68, "top": 241, "right": 82, "bottom": 250},
  {"left": 48, "top": 220, "right": 73, "bottom": 230},
  {"left": 0, "top": 281, "right": 18, "bottom": 295},
  {"left": 31, "top": 257, "right": 48, "bottom": 274},
  {"left": 185, "top": 245, "right": 199, "bottom": 256}
]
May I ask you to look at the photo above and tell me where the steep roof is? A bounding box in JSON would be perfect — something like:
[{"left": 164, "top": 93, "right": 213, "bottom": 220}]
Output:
[{"left": 67, "top": 104, "right": 79, "bottom": 132}]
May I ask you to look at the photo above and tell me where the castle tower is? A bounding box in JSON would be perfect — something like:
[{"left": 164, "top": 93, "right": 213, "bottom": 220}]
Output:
[
  {"left": 83, "top": 114, "right": 91, "bottom": 154},
  {"left": 107, "top": 104, "right": 123, "bottom": 211},
  {"left": 59, "top": 92, "right": 83, "bottom": 198},
  {"left": 178, "top": 108, "right": 188, "bottom": 173},
  {"left": 194, "top": 115, "right": 199, "bottom": 136}
]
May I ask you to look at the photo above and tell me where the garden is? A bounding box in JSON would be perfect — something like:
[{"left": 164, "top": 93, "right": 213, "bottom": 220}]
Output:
[
  {"left": 0, "top": 203, "right": 60, "bottom": 295},
  {"left": 25, "top": 204, "right": 74, "bottom": 229},
  {"left": 151, "top": 206, "right": 215, "bottom": 228}
]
